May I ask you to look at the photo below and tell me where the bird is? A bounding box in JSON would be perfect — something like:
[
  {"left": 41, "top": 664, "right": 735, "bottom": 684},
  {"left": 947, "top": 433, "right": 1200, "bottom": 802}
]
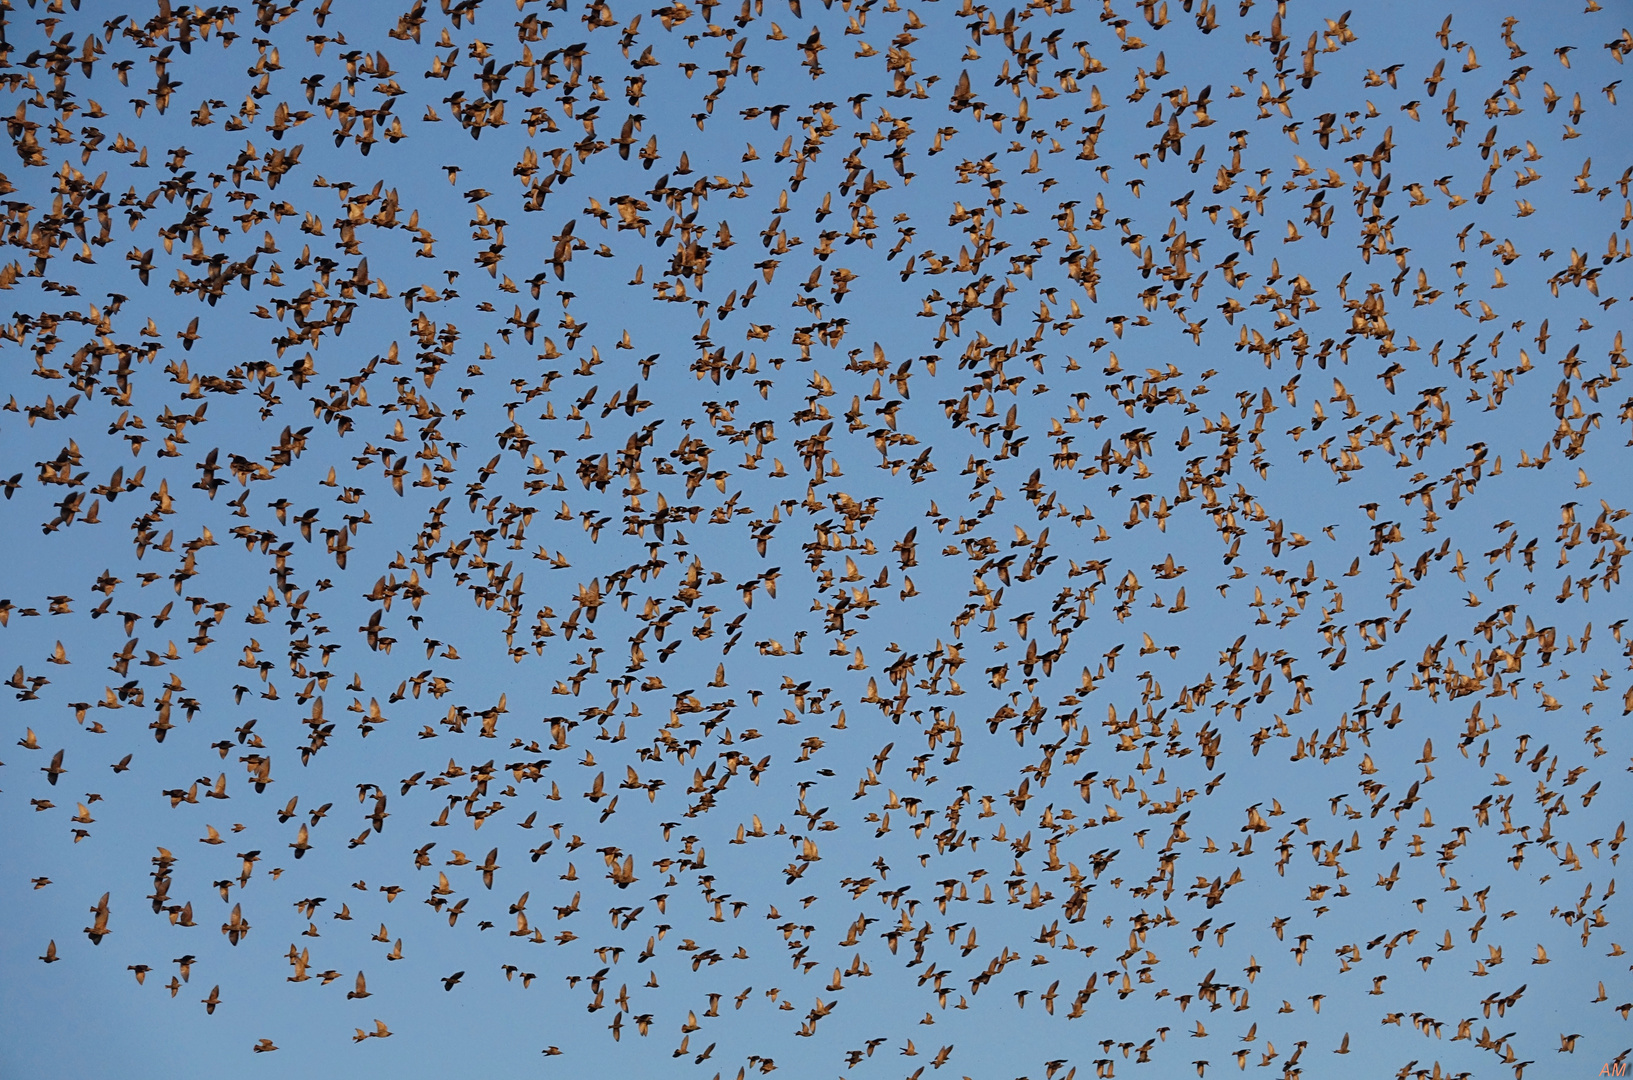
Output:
[{"left": 83, "top": 894, "right": 111, "bottom": 946}]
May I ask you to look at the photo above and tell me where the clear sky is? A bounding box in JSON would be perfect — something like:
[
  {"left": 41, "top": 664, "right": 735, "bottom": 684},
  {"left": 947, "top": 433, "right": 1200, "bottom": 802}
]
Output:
[{"left": 1, "top": 0, "right": 1630, "bottom": 1077}]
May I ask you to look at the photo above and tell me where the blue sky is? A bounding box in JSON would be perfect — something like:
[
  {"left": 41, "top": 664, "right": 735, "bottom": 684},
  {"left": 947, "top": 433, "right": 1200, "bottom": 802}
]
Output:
[{"left": 1, "top": 0, "right": 1631, "bottom": 1077}]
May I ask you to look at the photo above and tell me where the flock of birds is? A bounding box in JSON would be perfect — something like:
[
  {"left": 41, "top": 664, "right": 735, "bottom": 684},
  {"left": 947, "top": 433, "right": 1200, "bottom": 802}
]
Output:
[{"left": 2, "top": 0, "right": 1631, "bottom": 1076}]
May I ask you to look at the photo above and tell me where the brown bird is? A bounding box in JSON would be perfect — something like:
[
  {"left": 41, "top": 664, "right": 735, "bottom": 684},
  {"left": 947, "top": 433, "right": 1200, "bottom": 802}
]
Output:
[{"left": 84, "top": 894, "right": 111, "bottom": 946}]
